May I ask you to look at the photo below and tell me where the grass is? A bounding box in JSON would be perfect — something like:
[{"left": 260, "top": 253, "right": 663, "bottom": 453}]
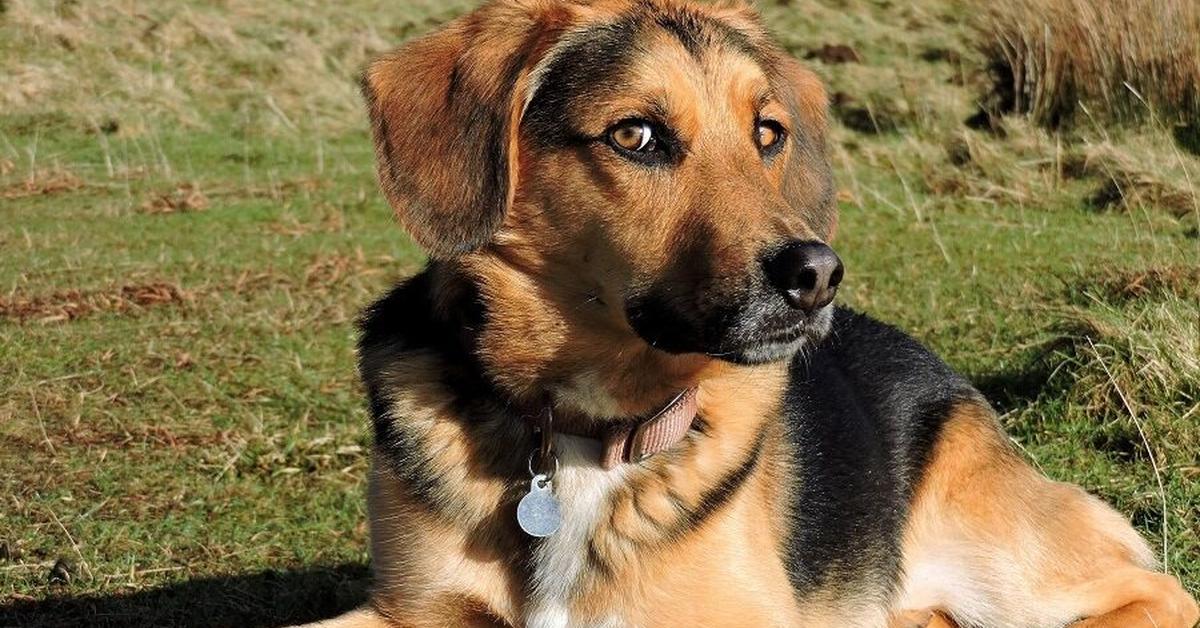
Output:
[
  {"left": 2, "top": 0, "right": 1198, "bottom": 625},
  {"left": 971, "top": 0, "right": 1200, "bottom": 128}
]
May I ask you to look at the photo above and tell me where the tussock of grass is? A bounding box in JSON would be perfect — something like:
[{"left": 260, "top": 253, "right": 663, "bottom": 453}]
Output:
[
  {"left": 1058, "top": 295, "right": 1200, "bottom": 427},
  {"left": 919, "top": 121, "right": 1200, "bottom": 217},
  {"left": 1073, "top": 138, "right": 1200, "bottom": 217},
  {"left": 1087, "top": 174, "right": 1196, "bottom": 216},
  {"left": 918, "top": 120, "right": 1066, "bottom": 203},
  {"left": 1080, "top": 266, "right": 1200, "bottom": 304},
  {"left": 972, "top": 0, "right": 1200, "bottom": 127}
]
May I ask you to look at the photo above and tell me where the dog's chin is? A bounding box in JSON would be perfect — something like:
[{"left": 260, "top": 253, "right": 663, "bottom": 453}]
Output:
[{"left": 710, "top": 336, "right": 808, "bottom": 365}]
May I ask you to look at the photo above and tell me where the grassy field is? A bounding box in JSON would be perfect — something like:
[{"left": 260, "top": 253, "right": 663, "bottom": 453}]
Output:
[{"left": 2, "top": 0, "right": 1197, "bottom": 626}]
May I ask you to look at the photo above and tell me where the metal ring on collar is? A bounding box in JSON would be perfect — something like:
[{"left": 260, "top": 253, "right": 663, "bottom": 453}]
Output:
[{"left": 527, "top": 449, "right": 559, "bottom": 484}]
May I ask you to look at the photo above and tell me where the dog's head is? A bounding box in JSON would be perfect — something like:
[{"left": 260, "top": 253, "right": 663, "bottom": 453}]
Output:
[{"left": 364, "top": 0, "right": 839, "bottom": 379}]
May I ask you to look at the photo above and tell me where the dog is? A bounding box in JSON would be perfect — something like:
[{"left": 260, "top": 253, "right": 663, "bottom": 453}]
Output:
[{"left": 308, "top": 0, "right": 1200, "bottom": 626}]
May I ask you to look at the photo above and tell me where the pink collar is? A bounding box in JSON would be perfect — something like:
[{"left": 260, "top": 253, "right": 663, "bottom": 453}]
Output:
[
  {"left": 532, "top": 388, "right": 700, "bottom": 470},
  {"left": 598, "top": 387, "right": 699, "bottom": 469}
]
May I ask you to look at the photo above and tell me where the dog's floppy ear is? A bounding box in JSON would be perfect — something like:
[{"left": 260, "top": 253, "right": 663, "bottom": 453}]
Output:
[{"left": 362, "top": 4, "right": 568, "bottom": 258}]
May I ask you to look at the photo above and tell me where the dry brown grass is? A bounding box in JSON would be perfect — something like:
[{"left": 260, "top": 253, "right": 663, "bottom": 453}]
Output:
[
  {"left": 1086, "top": 266, "right": 1200, "bottom": 303},
  {"left": 0, "top": 282, "right": 189, "bottom": 323},
  {"left": 1072, "top": 137, "right": 1200, "bottom": 216},
  {"left": 973, "top": 0, "right": 1200, "bottom": 127},
  {"left": 0, "top": 167, "right": 85, "bottom": 198},
  {"left": 0, "top": 0, "right": 472, "bottom": 133}
]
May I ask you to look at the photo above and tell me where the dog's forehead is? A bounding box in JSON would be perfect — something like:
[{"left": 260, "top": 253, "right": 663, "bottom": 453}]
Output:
[{"left": 524, "top": 3, "right": 773, "bottom": 140}]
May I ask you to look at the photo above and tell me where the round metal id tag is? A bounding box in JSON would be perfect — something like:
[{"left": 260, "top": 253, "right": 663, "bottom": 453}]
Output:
[{"left": 517, "top": 474, "right": 561, "bottom": 538}]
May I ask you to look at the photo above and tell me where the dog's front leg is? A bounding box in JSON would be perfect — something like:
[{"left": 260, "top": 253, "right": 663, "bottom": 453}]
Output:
[{"left": 895, "top": 401, "right": 1197, "bottom": 628}]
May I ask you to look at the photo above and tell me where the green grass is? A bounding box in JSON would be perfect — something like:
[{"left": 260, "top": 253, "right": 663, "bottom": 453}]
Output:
[{"left": 2, "top": 0, "right": 1198, "bottom": 625}]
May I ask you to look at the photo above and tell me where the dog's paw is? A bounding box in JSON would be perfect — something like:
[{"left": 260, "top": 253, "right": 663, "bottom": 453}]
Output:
[{"left": 1069, "top": 573, "right": 1199, "bottom": 628}]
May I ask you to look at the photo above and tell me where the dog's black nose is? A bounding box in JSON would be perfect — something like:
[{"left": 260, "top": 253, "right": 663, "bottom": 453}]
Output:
[{"left": 763, "top": 240, "right": 844, "bottom": 313}]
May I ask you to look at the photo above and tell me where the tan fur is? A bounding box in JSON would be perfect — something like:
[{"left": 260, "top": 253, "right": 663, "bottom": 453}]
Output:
[
  {"left": 303, "top": 1, "right": 1197, "bottom": 626},
  {"left": 895, "top": 402, "right": 1198, "bottom": 628},
  {"left": 889, "top": 609, "right": 959, "bottom": 628},
  {"left": 305, "top": 608, "right": 394, "bottom": 628},
  {"left": 368, "top": 463, "right": 520, "bottom": 627}
]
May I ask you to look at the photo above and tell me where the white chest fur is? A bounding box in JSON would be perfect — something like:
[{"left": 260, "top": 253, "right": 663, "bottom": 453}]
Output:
[{"left": 524, "top": 434, "right": 630, "bottom": 628}]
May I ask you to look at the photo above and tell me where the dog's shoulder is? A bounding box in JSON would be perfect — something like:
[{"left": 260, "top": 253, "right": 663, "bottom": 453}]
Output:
[{"left": 779, "top": 306, "right": 981, "bottom": 593}]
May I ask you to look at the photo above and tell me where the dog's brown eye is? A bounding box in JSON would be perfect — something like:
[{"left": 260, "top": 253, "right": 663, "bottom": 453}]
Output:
[
  {"left": 610, "top": 120, "right": 655, "bottom": 152},
  {"left": 605, "top": 119, "right": 679, "bottom": 166},
  {"left": 756, "top": 121, "right": 784, "bottom": 151}
]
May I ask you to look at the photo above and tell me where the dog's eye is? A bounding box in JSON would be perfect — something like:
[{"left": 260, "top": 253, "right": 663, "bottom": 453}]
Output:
[
  {"left": 604, "top": 119, "right": 680, "bottom": 166},
  {"left": 609, "top": 120, "right": 656, "bottom": 153},
  {"left": 756, "top": 120, "right": 786, "bottom": 156}
]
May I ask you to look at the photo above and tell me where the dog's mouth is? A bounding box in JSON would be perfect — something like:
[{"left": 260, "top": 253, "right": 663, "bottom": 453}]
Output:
[
  {"left": 762, "top": 320, "right": 809, "bottom": 344},
  {"left": 709, "top": 305, "right": 834, "bottom": 364},
  {"left": 625, "top": 292, "right": 834, "bottom": 365}
]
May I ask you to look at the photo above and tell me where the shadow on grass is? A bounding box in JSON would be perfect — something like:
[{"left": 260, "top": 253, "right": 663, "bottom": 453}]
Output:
[
  {"left": 970, "top": 346, "right": 1067, "bottom": 413},
  {"left": 0, "top": 563, "right": 369, "bottom": 628},
  {"left": 972, "top": 359, "right": 1059, "bottom": 414}
]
